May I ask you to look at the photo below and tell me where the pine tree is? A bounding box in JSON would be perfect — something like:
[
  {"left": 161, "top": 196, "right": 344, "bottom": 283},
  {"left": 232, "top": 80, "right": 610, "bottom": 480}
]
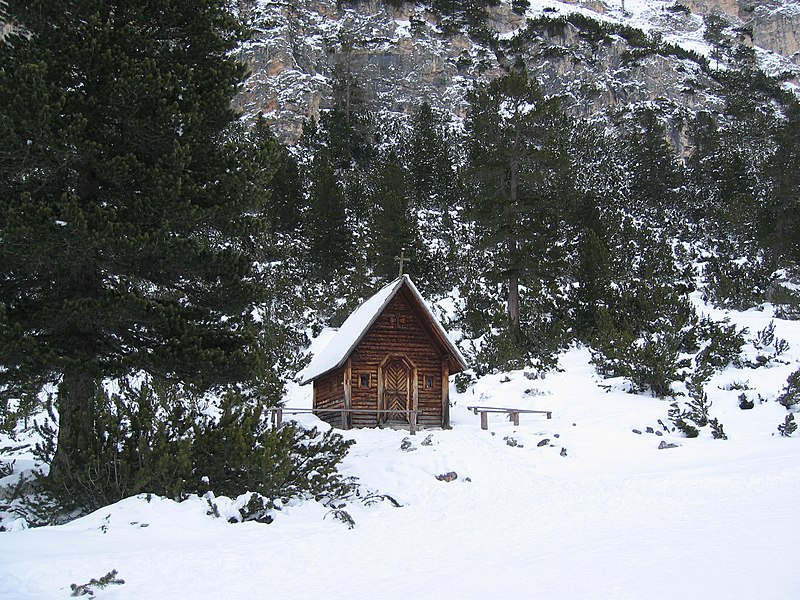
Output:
[
  {"left": 407, "top": 102, "right": 458, "bottom": 213},
  {"left": 250, "top": 116, "right": 304, "bottom": 237},
  {"left": 686, "top": 109, "right": 765, "bottom": 249},
  {"left": 404, "top": 103, "right": 463, "bottom": 293},
  {"left": 370, "top": 154, "right": 426, "bottom": 281},
  {"left": 306, "top": 149, "right": 352, "bottom": 279},
  {"left": 465, "top": 70, "right": 573, "bottom": 336},
  {"left": 765, "top": 99, "right": 800, "bottom": 264},
  {"left": 323, "top": 60, "right": 375, "bottom": 171},
  {"left": 621, "top": 107, "right": 684, "bottom": 222},
  {"left": 574, "top": 226, "right": 611, "bottom": 338},
  {"left": 703, "top": 13, "right": 731, "bottom": 69},
  {"left": 0, "top": 1, "right": 276, "bottom": 485}
]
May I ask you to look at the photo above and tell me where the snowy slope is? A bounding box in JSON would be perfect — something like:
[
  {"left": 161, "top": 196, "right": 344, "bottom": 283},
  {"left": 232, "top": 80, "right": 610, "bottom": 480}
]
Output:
[{"left": 2, "top": 295, "right": 799, "bottom": 599}]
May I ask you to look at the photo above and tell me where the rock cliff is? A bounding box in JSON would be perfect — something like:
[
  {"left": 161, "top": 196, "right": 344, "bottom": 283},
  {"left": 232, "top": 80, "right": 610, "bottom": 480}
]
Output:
[{"left": 233, "top": 0, "right": 800, "bottom": 143}]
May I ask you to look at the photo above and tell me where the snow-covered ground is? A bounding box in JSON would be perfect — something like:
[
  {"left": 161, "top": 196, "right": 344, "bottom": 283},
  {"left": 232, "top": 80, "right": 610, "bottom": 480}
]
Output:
[{"left": 2, "top": 298, "right": 800, "bottom": 599}]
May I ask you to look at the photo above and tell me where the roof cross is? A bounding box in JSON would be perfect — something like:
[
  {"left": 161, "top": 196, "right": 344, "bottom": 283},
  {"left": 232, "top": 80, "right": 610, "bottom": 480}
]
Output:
[{"left": 395, "top": 250, "right": 411, "bottom": 278}]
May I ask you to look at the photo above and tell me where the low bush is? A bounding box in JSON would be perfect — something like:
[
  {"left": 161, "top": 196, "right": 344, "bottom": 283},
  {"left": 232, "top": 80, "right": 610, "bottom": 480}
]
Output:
[
  {"left": 702, "top": 255, "right": 774, "bottom": 310},
  {"left": 29, "top": 378, "right": 357, "bottom": 523},
  {"left": 778, "top": 414, "right": 797, "bottom": 437},
  {"left": 776, "top": 369, "right": 800, "bottom": 408}
]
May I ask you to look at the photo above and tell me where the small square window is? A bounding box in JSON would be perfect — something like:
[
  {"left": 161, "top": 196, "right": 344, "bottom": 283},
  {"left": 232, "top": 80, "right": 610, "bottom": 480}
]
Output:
[
  {"left": 425, "top": 376, "right": 434, "bottom": 389},
  {"left": 360, "top": 373, "right": 370, "bottom": 388}
]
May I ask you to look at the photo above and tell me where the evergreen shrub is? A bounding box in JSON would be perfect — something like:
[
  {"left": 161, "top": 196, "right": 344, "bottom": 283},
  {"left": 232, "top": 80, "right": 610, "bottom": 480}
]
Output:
[
  {"left": 776, "top": 369, "right": 800, "bottom": 408},
  {"left": 591, "top": 328, "right": 688, "bottom": 398},
  {"left": 772, "top": 288, "right": 800, "bottom": 320},
  {"left": 685, "top": 373, "right": 712, "bottom": 427},
  {"left": 511, "top": 0, "right": 530, "bottom": 15},
  {"left": 668, "top": 403, "right": 700, "bottom": 438},
  {"left": 474, "top": 330, "right": 531, "bottom": 375},
  {"left": 691, "top": 317, "right": 746, "bottom": 368},
  {"left": 192, "top": 392, "right": 356, "bottom": 511},
  {"left": 69, "top": 570, "right": 125, "bottom": 597},
  {"left": 709, "top": 418, "right": 727, "bottom": 439},
  {"left": 29, "top": 379, "right": 356, "bottom": 523},
  {"left": 590, "top": 290, "right": 695, "bottom": 400},
  {"left": 454, "top": 372, "right": 476, "bottom": 394},
  {"left": 738, "top": 393, "right": 754, "bottom": 410},
  {"left": 474, "top": 320, "right": 563, "bottom": 376},
  {"left": 770, "top": 277, "right": 800, "bottom": 320},
  {"left": 33, "top": 380, "right": 195, "bottom": 516},
  {"left": 778, "top": 414, "right": 797, "bottom": 437},
  {"left": 667, "top": 3, "right": 691, "bottom": 15},
  {"left": 702, "top": 256, "right": 774, "bottom": 310}
]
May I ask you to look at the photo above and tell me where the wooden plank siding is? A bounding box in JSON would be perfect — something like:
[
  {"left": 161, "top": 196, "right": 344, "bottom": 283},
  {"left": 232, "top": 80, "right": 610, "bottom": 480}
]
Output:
[
  {"left": 309, "top": 281, "right": 463, "bottom": 430},
  {"left": 313, "top": 368, "right": 346, "bottom": 428},
  {"left": 347, "top": 290, "right": 447, "bottom": 428}
]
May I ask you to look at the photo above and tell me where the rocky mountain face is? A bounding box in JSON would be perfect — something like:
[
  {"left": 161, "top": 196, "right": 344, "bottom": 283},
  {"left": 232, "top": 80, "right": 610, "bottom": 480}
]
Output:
[
  {"left": 686, "top": 0, "right": 800, "bottom": 59},
  {"left": 233, "top": 0, "right": 800, "bottom": 143}
]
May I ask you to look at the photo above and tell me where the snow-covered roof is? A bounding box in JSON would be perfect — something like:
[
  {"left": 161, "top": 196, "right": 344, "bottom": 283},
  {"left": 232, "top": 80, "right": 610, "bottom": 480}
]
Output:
[{"left": 300, "top": 275, "right": 467, "bottom": 384}]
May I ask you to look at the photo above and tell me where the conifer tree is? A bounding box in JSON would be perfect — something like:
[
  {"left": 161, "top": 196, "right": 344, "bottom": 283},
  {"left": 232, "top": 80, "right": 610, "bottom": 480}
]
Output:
[
  {"left": 407, "top": 102, "right": 458, "bottom": 213},
  {"left": 765, "top": 100, "right": 800, "bottom": 264},
  {"left": 370, "top": 154, "right": 424, "bottom": 281},
  {"left": 574, "top": 226, "right": 611, "bottom": 338},
  {"left": 465, "top": 70, "right": 572, "bottom": 336},
  {"left": 404, "top": 103, "right": 462, "bottom": 293},
  {"left": 0, "top": 0, "right": 276, "bottom": 484},
  {"left": 306, "top": 149, "right": 352, "bottom": 279},
  {"left": 251, "top": 117, "right": 304, "bottom": 237},
  {"left": 621, "top": 107, "right": 683, "bottom": 221},
  {"left": 686, "top": 110, "right": 762, "bottom": 246},
  {"left": 323, "top": 61, "right": 375, "bottom": 171}
]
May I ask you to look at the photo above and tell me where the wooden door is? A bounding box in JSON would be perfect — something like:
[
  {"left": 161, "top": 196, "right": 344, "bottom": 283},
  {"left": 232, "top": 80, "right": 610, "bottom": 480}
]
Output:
[{"left": 382, "top": 358, "right": 410, "bottom": 423}]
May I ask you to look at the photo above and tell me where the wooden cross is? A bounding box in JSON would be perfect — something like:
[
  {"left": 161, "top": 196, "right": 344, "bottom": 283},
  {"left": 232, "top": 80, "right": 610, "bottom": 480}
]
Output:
[{"left": 395, "top": 250, "right": 411, "bottom": 278}]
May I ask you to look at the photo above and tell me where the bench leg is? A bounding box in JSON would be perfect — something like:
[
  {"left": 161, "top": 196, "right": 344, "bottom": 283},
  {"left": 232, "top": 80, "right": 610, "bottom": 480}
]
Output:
[
  {"left": 480, "top": 412, "right": 488, "bottom": 430},
  {"left": 511, "top": 411, "right": 519, "bottom": 426},
  {"left": 546, "top": 412, "right": 552, "bottom": 419}
]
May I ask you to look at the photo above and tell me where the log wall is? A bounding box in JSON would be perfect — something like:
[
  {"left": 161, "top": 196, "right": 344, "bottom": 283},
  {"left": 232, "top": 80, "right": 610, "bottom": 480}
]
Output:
[
  {"left": 348, "top": 289, "right": 446, "bottom": 428},
  {"left": 313, "top": 368, "right": 346, "bottom": 428}
]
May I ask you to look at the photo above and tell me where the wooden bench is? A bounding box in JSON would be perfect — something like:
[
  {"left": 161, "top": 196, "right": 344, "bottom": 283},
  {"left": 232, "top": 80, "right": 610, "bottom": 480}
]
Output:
[{"left": 466, "top": 406, "right": 552, "bottom": 430}]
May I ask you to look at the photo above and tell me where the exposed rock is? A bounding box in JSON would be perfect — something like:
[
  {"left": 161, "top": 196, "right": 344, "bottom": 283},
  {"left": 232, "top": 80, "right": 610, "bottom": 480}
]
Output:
[
  {"left": 435, "top": 471, "right": 458, "bottom": 482},
  {"left": 752, "top": 5, "right": 800, "bottom": 63},
  {"left": 560, "top": 447, "right": 568, "bottom": 457},
  {"left": 400, "top": 437, "right": 415, "bottom": 452},
  {"left": 658, "top": 441, "right": 680, "bottom": 449},
  {"left": 421, "top": 434, "right": 435, "bottom": 446},
  {"left": 231, "top": 0, "right": 799, "bottom": 145},
  {"left": 537, "top": 438, "right": 550, "bottom": 447},
  {"left": 633, "top": 428, "right": 643, "bottom": 434},
  {"left": 504, "top": 436, "right": 523, "bottom": 447},
  {"left": 685, "top": 0, "right": 800, "bottom": 62}
]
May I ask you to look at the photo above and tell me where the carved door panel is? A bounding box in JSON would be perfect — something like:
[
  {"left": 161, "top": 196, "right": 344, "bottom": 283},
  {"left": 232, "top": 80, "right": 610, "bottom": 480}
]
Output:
[{"left": 382, "top": 358, "right": 410, "bottom": 423}]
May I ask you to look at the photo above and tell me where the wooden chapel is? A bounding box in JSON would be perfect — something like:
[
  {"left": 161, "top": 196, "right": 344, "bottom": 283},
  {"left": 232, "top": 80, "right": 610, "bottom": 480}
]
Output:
[{"left": 300, "top": 275, "right": 467, "bottom": 430}]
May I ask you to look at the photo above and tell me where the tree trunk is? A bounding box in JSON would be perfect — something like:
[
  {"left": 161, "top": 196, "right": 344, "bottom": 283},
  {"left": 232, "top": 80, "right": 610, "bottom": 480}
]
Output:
[
  {"left": 49, "top": 372, "right": 98, "bottom": 482},
  {"left": 507, "top": 136, "right": 521, "bottom": 335},
  {"left": 508, "top": 264, "right": 520, "bottom": 334}
]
